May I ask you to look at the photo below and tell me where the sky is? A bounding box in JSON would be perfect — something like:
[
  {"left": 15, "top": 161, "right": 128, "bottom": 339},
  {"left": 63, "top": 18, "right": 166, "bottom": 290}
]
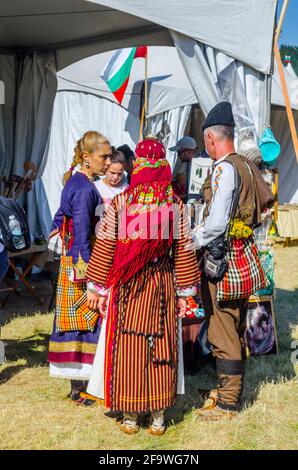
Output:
[{"left": 278, "top": 0, "right": 298, "bottom": 45}]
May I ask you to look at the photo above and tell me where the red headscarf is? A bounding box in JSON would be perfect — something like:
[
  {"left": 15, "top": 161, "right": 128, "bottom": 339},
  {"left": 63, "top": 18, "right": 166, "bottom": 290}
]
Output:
[{"left": 107, "top": 138, "right": 175, "bottom": 287}]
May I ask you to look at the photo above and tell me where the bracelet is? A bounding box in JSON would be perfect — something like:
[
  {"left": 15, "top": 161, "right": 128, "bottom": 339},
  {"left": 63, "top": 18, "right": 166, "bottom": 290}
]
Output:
[
  {"left": 87, "top": 281, "right": 109, "bottom": 297},
  {"left": 176, "top": 285, "right": 197, "bottom": 297}
]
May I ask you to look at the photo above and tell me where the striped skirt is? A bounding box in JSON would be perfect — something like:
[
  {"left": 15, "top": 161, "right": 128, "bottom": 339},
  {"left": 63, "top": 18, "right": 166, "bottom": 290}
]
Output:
[{"left": 104, "top": 258, "right": 178, "bottom": 413}]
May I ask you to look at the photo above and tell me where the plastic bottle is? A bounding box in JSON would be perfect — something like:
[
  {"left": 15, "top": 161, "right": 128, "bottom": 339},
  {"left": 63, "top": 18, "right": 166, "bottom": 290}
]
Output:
[{"left": 8, "top": 215, "right": 26, "bottom": 250}]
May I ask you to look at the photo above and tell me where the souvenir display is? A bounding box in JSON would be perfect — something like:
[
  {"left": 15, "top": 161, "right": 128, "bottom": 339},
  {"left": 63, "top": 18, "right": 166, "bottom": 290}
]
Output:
[{"left": 244, "top": 297, "right": 278, "bottom": 356}]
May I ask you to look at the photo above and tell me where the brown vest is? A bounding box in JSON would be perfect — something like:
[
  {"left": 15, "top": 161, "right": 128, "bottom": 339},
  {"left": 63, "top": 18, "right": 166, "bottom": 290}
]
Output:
[{"left": 202, "top": 153, "right": 262, "bottom": 227}]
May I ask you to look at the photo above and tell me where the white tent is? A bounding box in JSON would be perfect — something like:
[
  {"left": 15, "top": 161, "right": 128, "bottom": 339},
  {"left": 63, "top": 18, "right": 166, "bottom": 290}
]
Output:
[
  {"left": 285, "top": 62, "right": 298, "bottom": 80},
  {"left": 56, "top": 47, "right": 298, "bottom": 115},
  {"left": 271, "top": 62, "right": 298, "bottom": 204},
  {"left": 0, "top": 0, "right": 277, "bottom": 234},
  {"left": 43, "top": 47, "right": 194, "bottom": 217},
  {"left": 43, "top": 44, "right": 298, "bottom": 221}
]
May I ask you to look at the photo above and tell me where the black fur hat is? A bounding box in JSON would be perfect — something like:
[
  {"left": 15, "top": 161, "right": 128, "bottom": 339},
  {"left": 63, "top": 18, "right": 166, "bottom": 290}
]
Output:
[{"left": 202, "top": 101, "right": 235, "bottom": 131}]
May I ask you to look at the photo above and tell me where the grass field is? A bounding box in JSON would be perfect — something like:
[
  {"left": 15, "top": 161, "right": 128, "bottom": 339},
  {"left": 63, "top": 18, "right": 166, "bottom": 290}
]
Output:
[{"left": 0, "top": 244, "right": 297, "bottom": 450}]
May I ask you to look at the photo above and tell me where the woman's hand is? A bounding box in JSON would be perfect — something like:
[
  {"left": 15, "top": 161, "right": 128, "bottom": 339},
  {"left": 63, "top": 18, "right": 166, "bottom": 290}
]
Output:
[
  {"left": 86, "top": 290, "right": 100, "bottom": 311},
  {"left": 98, "top": 296, "right": 107, "bottom": 318},
  {"left": 176, "top": 297, "right": 187, "bottom": 318}
]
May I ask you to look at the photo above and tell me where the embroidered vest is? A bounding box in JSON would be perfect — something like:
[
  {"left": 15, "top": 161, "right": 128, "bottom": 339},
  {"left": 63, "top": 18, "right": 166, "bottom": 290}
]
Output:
[{"left": 202, "top": 153, "right": 262, "bottom": 227}]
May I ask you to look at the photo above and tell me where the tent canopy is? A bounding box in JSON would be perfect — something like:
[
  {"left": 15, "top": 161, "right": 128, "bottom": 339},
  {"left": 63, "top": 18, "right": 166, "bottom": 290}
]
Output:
[
  {"left": 285, "top": 62, "right": 298, "bottom": 80},
  {"left": 52, "top": 46, "right": 298, "bottom": 210},
  {"left": 0, "top": 1, "right": 278, "bottom": 235},
  {"left": 0, "top": 0, "right": 276, "bottom": 73},
  {"left": 57, "top": 46, "right": 195, "bottom": 116},
  {"left": 58, "top": 46, "right": 298, "bottom": 116}
]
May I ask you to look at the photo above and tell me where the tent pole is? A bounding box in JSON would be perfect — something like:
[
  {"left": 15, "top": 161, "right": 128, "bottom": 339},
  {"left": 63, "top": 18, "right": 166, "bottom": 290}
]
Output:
[
  {"left": 275, "top": 0, "right": 289, "bottom": 42},
  {"left": 273, "top": 0, "right": 298, "bottom": 163},
  {"left": 274, "top": 38, "right": 298, "bottom": 163}
]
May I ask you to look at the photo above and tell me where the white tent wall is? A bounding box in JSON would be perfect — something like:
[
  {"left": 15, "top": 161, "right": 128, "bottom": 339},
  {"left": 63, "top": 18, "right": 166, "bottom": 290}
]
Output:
[
  {"left": 42, "top": 91, "right": 139, "bottom": 218},
  {"left": 0, "top": 1, "right": 277, "bottom": 236},
  {"left": 41, "top": 41, "right": 279, "bottom": 222},
  {"left": 147, "top": 105, "right": 192, "bottom": 169},
  {"left": 42, "top": 47, "right": 194, "bottom": 220},
  {"left": 171, "top": 32, "right": 269, "bottom": 135},
  {"left": 271, "top": 107, "right": 298, "bottom": 204},
  {"left": 272, "top": 63, "right": 298, "bottom": 110},
  {"left": 170, "top": 33, "right": 218, "bottom": 118},
  {"left": 268, "top": 63, "right": 298, "bottom": 204},
  {"left": 285, "top": 62, "right": 298, "bottom": 80}
]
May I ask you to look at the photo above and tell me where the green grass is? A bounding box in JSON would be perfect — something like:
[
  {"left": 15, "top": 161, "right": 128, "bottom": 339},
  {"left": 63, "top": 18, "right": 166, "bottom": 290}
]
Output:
[{"left": 0, "top": 244, "right": 297, "bottom": 450}]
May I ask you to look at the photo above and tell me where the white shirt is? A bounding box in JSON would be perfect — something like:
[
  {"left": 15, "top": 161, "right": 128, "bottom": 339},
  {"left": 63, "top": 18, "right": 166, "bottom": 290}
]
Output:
[
  {"left": 193, "top": 155, "right": 236, "bottom": 248},
  {"left": 94, "top": 178, "right": 128, "bottom": 218}
]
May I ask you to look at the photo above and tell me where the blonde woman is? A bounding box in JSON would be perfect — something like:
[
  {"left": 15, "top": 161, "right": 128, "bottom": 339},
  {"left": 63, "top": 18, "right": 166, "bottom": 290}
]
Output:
[{"left": 48, "top": 131, "right": 112, "bottom": 400}]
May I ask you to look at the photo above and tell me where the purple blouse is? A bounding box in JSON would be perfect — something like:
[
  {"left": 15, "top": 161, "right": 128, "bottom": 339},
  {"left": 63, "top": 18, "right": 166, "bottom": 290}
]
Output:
[{"left": 51, "top": 172, "right": 101, "bottom": 280}]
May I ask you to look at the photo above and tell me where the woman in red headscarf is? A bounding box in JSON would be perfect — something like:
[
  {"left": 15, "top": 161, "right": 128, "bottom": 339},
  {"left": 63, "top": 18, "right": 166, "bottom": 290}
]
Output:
[{"left": 86, "top": 138, "right": 199, "bottom": 435}]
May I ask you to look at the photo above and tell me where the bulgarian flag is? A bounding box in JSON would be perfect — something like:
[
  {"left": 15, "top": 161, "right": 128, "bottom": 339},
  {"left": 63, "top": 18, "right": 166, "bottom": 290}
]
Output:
[{"left": 101, "top": 46, "right": 147, "bottom": 104}]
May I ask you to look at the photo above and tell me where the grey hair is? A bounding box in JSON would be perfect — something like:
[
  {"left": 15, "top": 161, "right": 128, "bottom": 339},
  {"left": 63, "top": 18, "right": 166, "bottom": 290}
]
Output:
[{"left": 205, "top": 125, "right": 235, "bottom": 140}]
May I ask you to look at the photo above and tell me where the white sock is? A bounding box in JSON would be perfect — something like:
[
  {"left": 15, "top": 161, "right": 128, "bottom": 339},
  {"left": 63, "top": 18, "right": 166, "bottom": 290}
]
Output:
[
  {"left": 151, "top": 410, "right": 165, "bottom": 427},
  {"left": 123, "top": 412, "right": 138, "bottom": 423}
]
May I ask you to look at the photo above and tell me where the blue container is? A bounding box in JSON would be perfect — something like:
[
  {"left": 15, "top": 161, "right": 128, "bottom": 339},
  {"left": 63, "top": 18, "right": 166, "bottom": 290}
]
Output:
[{"left": 259, "top": 128, "right": 280, "bottom": 166}]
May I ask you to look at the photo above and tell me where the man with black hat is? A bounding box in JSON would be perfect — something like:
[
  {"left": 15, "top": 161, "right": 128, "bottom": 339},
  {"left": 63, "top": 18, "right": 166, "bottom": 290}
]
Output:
[{"left": 192, "top": 102, "right": 268, "bottom": 420}]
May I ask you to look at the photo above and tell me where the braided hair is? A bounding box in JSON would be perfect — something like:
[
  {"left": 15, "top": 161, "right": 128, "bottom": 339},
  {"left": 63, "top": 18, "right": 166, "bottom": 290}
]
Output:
[{"left": 63, "top": 131, "right": 110, "bottom": 185}]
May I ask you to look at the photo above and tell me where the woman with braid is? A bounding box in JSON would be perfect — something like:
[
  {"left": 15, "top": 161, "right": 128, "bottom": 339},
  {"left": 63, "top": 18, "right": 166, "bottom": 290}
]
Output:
[{"left": 48, "top": 131, "right": 112, "bottom": 401}]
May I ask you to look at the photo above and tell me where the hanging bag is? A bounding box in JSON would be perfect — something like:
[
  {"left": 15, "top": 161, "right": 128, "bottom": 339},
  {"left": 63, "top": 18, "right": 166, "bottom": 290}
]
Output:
[{"left": 54, "top": 216, "right": 99, "bottom": 332}]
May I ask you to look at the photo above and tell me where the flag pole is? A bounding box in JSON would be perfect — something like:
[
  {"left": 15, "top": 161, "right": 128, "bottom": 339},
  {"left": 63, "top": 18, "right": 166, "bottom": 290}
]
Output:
[
  {"left": 144, "top": 47, "right": 148, "bottom": 122},
  {"left": 139, "top": 104, "right": 145, "bottom": 142},
  {"left": 139, "top": 47, "right": 148, "bottom": 141}
]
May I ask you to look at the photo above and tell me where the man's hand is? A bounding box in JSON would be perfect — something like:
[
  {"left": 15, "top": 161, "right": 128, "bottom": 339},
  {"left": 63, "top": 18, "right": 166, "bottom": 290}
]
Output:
[{"left": 176, "top": 297, "right": 187, "bottom": 318}]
